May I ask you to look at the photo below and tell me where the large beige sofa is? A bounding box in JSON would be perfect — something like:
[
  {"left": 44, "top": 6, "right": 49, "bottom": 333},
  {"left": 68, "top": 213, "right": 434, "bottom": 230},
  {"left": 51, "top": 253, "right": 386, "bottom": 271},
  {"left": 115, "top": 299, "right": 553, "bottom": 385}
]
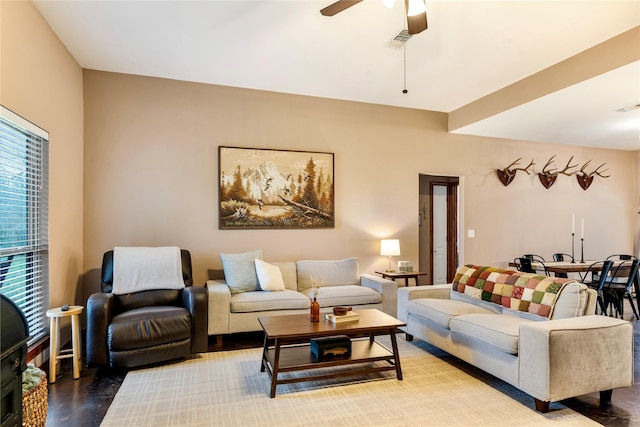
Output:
[
  {"left": 397, "top": 264, "right": 634, "bottom": 412},
  {"left": 207, "top": 256, "right": 397, "bottom": 339}
]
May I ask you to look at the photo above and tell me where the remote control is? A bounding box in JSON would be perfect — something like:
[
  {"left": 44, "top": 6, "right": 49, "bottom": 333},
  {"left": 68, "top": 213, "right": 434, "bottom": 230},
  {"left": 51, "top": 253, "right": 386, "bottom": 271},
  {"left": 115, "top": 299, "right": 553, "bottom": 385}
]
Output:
[{"left": 61, "top": 304, "right": 69, "bottom": 312}]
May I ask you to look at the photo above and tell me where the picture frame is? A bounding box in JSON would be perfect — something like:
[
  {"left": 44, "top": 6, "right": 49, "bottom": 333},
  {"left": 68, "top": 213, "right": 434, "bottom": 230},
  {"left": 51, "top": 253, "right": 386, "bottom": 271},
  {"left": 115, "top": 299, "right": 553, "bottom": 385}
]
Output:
[{"left": 218, "top": 146, "right": 335, "bottom": 229}]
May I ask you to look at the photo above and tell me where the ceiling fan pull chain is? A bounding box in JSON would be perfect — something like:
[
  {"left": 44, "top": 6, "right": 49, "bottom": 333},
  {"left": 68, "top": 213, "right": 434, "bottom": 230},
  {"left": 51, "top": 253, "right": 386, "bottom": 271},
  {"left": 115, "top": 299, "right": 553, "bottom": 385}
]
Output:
[
  {"left": 403, "top": 43, "right": 408, "bottom": 94},
  {"left": 402, "top": 0, "right": 408, "bottom": 94}
]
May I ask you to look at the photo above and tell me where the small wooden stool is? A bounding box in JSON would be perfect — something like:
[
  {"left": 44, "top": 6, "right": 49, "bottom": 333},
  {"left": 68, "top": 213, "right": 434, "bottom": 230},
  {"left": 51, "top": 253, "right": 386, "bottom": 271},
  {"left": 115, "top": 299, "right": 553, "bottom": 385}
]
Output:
[{"left": 47, "top": 305, "right": 83, "bottom": 383}]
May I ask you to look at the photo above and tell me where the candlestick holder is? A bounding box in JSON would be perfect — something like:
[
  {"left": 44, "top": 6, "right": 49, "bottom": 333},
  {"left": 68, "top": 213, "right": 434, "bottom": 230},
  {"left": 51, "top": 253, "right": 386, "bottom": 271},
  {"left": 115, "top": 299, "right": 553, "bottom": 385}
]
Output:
[
  {"left": 571, "top": 233, "right": 575, "bottom": 263},
  {"left": 580, "top": 238, "right": 585, "bottom": 263}
]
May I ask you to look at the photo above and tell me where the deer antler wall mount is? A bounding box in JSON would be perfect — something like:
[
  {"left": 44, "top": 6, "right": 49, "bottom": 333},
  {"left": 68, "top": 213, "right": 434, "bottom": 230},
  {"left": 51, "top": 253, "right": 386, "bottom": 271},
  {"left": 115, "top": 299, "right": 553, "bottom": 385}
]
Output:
[
  {"left": 538, "top": 155, "right": 578, "bottom": 189},
  {"left": 496, "top": 158, "right": 535, "bottom": 186},
  {"left": 498, "top": 156, "right": 610, "bottom": 189},
  {"left": 576, "top": 160, "right": 610, "bottom": 190}
]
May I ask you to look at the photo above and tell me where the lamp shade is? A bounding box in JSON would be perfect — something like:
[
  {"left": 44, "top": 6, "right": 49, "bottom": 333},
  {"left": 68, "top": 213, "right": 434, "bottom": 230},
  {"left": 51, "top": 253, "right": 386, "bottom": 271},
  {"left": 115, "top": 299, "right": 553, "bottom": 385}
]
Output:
[{"left": 380, "top": 239, "right": 401, "bottom": 257}]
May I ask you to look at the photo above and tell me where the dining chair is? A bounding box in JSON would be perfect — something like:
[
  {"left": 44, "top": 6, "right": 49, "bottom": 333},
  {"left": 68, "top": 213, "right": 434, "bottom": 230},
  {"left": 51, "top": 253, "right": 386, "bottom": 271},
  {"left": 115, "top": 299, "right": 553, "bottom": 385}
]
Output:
[
  {"left": 606, "top": 254, "right": 638, "bottom": 261},
  {"left": 579, "top": 260, "right": 614, "bottom": 315},
  {"left": 514, "top": 257, "right": 534, "bottom": 273},
  {"left": 523, "top": 254, "right": 550, "bottom": 276},
  {"left": 514, "top": 257, "right": 548, "bottom": 276},
  {"left": 602, "top": 259, "right": 640, "bottom": 320},
  {"left": 604, "top": 254, "right": 638, "bottom": 284},
  {"left": 551, "top": 253, "right": 574, "bottom": 278},
  {"left": 552, "top": 253, "right": 574, "bottom": 262},
  {"left": 523, "top": 254, "right": 546, "bottom": 263}
]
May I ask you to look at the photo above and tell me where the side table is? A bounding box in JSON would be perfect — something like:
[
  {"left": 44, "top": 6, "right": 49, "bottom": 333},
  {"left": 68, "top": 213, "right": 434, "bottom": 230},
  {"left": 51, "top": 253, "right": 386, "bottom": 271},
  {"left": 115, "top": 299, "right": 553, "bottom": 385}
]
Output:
[
  {"left": 375, "top": 271, "right": 429, "bottom": 286},
  {"left": 46, "top": 305, "right": 83, "bottom": 383}
]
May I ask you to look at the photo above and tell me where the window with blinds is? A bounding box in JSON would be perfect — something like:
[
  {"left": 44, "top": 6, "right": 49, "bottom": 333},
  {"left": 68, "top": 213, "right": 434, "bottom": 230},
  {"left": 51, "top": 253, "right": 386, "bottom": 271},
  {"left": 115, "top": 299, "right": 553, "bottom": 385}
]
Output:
[{"left": 0, "top": 106, "right": 49, "bottom": 346}]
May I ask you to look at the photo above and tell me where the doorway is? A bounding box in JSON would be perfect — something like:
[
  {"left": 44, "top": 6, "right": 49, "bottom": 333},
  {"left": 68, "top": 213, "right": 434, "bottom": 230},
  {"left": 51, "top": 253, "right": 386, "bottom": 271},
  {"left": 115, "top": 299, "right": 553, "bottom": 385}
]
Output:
[{"left": 419, "top": 174, "right": 459, "bottom": 284}]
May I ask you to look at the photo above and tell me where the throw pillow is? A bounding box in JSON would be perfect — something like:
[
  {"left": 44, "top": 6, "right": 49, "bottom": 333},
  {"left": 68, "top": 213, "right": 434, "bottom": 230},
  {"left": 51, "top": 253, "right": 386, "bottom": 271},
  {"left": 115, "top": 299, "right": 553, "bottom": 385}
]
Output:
[
  {"left": 255, "top": 258, "right": 285, "bottom": 291},
  {"left": 220, "top": 249, "right": 263, "bottom": 294}
]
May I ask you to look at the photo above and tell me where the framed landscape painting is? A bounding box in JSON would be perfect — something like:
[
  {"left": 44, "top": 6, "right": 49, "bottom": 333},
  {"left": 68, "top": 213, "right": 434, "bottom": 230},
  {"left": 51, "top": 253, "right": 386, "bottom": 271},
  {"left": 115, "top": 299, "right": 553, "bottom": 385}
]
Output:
[{"left": 218, "top": 146, "right": 335, "bottom": 229}]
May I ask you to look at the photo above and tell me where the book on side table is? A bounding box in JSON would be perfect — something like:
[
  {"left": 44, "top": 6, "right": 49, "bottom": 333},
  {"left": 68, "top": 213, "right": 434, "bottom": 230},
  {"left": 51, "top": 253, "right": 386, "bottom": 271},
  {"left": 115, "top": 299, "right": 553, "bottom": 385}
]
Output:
[{"left": 325, "top": 311, "right": 359, "bottom": 323}]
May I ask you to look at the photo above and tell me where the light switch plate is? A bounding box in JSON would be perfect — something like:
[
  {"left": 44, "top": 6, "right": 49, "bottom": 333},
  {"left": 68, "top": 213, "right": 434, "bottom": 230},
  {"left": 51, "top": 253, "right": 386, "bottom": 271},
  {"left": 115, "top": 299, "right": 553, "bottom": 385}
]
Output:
[{"left": 467, "top": 229, "right": 475, "bottom": 238}]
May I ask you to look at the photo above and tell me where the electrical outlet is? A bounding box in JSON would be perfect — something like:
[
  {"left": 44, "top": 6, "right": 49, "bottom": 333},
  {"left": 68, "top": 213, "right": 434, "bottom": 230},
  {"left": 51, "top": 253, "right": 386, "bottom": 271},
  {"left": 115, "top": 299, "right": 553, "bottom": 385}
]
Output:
[{"left": 467, "top": 229, "right": 475, "bottom": 238}]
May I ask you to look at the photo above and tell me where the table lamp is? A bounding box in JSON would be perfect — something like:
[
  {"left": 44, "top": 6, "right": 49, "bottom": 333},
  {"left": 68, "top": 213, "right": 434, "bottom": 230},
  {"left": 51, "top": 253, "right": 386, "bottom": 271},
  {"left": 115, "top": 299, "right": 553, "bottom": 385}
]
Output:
[{"left": 380, "top": 239, "right": 401, "bottom": 272}]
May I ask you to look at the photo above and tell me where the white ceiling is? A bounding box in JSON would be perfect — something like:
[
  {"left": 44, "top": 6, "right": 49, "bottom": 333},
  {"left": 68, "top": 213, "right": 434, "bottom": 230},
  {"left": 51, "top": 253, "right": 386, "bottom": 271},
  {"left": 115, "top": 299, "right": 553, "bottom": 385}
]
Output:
[{"left": 33, "top": 0, "right": 640, "bottom": 150}]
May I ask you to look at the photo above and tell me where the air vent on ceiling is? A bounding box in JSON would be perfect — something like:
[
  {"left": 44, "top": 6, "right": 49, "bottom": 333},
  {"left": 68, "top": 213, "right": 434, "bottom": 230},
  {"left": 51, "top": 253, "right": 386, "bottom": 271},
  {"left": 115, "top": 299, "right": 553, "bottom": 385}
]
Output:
[{"left": 385, "top": 29, "right": 412, "bottom": 49}]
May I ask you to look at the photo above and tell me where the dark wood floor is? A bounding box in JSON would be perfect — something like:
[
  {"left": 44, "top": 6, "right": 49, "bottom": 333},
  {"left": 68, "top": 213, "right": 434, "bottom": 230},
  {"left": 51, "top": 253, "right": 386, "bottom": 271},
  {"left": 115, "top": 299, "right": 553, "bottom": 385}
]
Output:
[{"left": 45, "top": 312, "right": 640, "bottom": 427}]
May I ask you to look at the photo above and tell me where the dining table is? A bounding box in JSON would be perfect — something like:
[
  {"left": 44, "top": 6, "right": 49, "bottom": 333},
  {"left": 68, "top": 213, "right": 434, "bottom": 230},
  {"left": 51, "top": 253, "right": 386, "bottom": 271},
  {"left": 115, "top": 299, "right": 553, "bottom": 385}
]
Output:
[
  {"left": 521, "top": 260, "right": 597, "bottom": 274},
  {"left": 509, "top": 259, "right": 632, "bottom": 274}
]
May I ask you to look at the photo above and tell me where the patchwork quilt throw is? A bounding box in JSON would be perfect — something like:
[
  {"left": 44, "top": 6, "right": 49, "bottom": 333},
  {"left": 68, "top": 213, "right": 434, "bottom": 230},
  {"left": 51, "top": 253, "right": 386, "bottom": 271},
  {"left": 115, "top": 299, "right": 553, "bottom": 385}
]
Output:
[{"left": 452, "top": 264, "right": 575, "bottom": 318}]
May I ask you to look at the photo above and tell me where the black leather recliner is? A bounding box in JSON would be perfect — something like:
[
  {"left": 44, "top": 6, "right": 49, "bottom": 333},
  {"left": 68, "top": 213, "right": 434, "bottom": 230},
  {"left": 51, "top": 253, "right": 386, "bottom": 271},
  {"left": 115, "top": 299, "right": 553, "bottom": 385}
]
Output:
[{"left": 86, "top": 249, "right": 208, "bottom": 368}]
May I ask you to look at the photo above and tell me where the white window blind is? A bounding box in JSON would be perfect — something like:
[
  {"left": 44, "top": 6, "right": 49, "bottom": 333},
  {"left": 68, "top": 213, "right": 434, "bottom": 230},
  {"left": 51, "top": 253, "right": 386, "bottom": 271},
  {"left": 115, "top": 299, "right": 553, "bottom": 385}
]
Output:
[{"left": 0, "top": 106, "right": 49, "bottom": 346}]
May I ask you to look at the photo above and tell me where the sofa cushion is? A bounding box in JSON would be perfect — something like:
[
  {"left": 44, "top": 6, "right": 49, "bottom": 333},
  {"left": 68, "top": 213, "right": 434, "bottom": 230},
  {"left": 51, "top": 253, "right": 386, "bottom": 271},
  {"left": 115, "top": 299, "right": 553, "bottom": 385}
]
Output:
[
  {"left": 304, "top": 285, "right": 381, "bottom": 308},
  {"left": 549, "top": 281, "right": 590, "bottom": 319},
  {"left": 407, "top": 298, "right": 496, "bottom": 329},
  {"left": 269, "top": 261, "right": 298, "bottom": 291},
  {"left": 220, "top": 249, "right": 263, "bottom": 294},
  {"left": 296, "top": 258, "right": 360, "bottom": 292},
  {"left": 450, "top": 313, "right": 532, "bottom": 355},
  {"left": 450, "top": 290, "right": 503, "bottom": 314},
  {"left": 230, "top": 290, "right": 310, "bottom": 313},
  {"left": 108, "top": 306, "right": 191, "bottom": 351},
  {"left": 255, "top": 259, "right": 285, "bottom": 291}
]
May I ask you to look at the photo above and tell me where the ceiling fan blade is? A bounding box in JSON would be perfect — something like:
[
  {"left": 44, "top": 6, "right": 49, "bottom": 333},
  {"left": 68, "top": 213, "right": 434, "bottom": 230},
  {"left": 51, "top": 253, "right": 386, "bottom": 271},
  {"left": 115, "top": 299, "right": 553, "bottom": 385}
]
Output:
[
  {"left": 320, "top": 0, "right": 364, "bottom": 16},
  {"left": 406, "top": 11, "right": 427, "bottom": 34}
]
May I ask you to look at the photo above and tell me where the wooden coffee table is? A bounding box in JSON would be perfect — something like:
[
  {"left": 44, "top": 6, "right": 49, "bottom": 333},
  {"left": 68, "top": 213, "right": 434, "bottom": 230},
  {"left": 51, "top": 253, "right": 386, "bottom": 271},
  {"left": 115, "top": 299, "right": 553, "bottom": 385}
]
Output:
[{"left": 258, "top": 309, "right": 406, "bottom": 397}]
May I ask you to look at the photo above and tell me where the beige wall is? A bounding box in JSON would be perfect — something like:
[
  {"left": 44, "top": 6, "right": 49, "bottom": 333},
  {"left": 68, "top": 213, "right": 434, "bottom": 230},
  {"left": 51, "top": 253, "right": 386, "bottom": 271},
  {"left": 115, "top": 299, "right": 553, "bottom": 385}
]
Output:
[
  {"left": 83, "top": 70, "right": 636, "bottom": 289},
  {"left": 1, "top": 1, "right": 84, "bottom": 309}
]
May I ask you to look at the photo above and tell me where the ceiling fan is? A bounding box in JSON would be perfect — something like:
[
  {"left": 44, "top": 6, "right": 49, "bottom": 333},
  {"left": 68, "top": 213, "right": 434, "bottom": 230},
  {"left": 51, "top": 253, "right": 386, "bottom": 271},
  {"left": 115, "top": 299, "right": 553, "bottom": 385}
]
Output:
[{"left": 320, "top": 0, "right": 428, "bottom": 35}]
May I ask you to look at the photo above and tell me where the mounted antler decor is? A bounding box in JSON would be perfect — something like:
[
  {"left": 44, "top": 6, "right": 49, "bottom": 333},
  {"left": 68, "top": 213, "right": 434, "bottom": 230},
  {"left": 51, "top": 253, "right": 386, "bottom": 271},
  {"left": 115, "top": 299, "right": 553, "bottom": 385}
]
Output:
[
  {"left": 576, "top": 160, "right": 610, "bottom": 190},
  {"left": 538, "top": 155, "right": 578, "bottom": 189},
  {"left": 496, "top": 158, "right": 535, "bottom": 186}
]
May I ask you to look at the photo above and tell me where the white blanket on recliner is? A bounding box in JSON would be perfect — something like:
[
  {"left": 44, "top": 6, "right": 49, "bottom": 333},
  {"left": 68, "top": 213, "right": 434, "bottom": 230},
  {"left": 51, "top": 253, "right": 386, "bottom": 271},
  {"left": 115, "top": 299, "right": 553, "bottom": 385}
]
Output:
[{"left": 112, "top": 246, "right": 185, "bottom": 295}]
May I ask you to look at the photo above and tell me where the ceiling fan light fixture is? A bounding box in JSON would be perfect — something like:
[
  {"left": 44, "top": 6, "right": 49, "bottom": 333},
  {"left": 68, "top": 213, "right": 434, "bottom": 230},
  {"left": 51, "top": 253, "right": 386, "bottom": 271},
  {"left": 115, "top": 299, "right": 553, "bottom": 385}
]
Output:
[{"left": 406, "top": 0, "right": 426, "bottom": 16}]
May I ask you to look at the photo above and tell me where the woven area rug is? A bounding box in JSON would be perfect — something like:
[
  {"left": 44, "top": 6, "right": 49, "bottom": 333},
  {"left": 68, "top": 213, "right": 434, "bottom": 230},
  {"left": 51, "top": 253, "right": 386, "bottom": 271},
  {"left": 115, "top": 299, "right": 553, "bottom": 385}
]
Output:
[{"left": 101, "top": 337, "right": 599, "bottom": 426}]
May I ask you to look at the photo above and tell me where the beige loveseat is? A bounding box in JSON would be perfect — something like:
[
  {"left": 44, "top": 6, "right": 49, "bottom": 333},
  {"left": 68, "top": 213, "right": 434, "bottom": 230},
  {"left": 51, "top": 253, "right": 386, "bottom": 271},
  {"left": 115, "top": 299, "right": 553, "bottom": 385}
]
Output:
[
  {"left": 397, "top": 264, "right": 634, "bottom": 412},
  {"left": 207, "top": 255, "right": 397, "bottom": 339}
]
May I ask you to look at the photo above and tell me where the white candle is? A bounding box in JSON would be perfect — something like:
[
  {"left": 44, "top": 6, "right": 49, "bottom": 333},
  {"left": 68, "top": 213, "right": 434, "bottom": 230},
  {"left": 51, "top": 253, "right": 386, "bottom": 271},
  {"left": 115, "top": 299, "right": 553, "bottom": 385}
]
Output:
[
  {"left": 572, "top": 213, "right": 575, "bottom": 234},
  {"left": 581, "top": 218, "right": 584, "bottom": 239}
]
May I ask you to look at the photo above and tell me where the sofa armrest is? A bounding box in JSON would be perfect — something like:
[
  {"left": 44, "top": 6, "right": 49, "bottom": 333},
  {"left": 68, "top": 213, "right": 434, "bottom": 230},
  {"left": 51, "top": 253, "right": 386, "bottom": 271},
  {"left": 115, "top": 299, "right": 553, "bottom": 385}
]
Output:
[
  {"left": 360, "top": 274, "right": 398, "bottom": 318},
  {"left": 206, "top": 280, "right": 231, "bottom": 335},
  {"left": 519, "top": 315, "right": 634, "bottom": 403},
  {"left": 181, "top": 285, "right": 208, "bottom": 353},
  {"left": 86, "top": 292, "right": 115, "bottom": 368},
  {"left": 397, "top": 284, "right": 452, "bottom": 322}
]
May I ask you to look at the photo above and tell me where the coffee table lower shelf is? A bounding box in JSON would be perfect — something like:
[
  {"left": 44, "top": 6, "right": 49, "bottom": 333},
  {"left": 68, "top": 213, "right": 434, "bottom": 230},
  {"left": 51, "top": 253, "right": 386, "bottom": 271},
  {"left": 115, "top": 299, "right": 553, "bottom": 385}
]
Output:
[{"left": 261, "top": 339, "right": 401, "bottom": 397}]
